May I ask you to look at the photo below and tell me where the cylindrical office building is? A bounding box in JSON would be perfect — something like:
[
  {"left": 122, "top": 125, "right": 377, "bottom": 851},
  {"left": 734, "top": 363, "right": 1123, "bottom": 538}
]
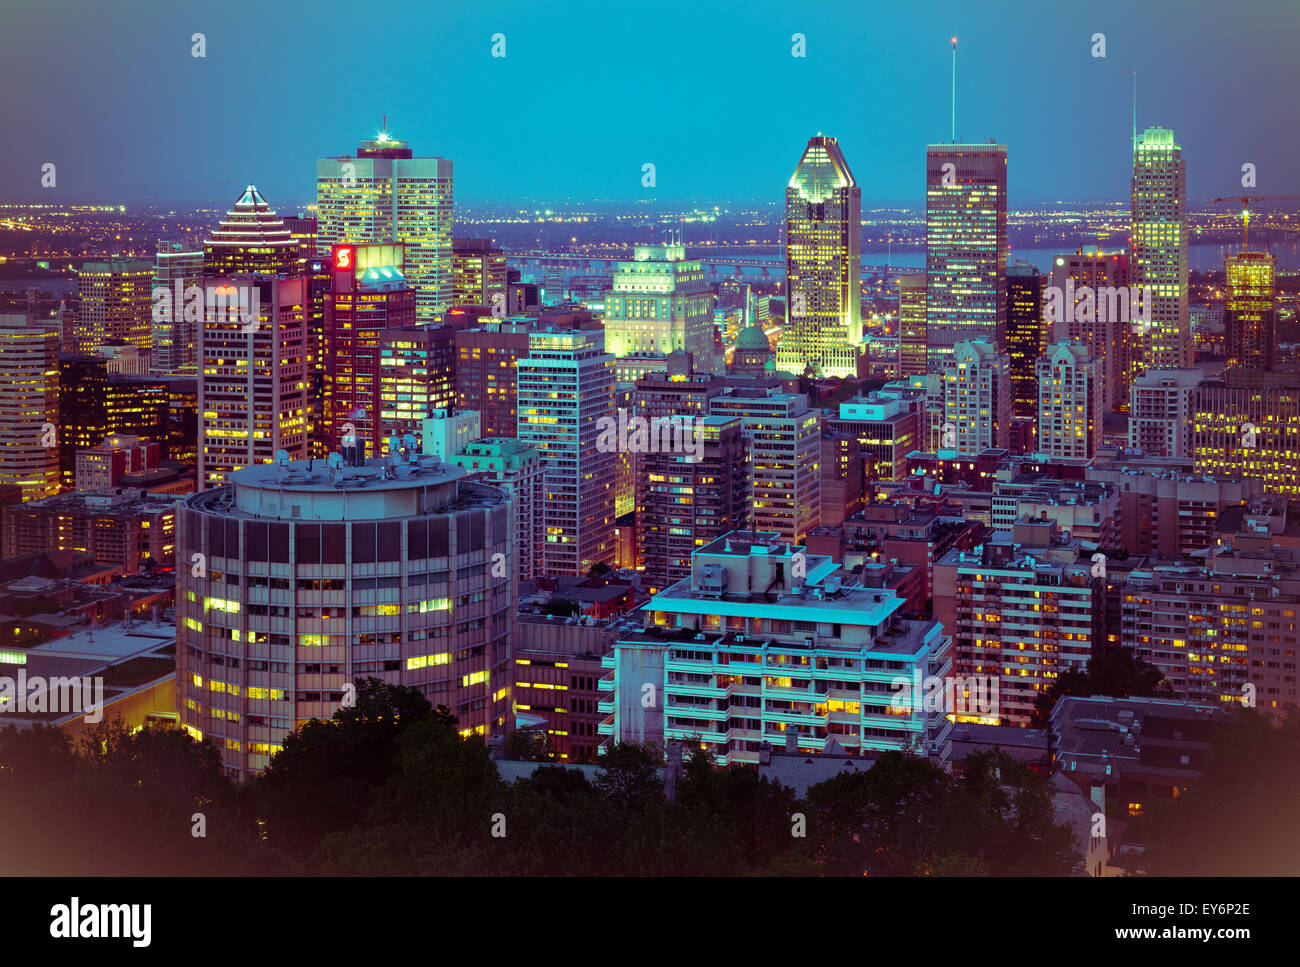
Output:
[{"left": 177, "top": 454, "right": 513, "bottom": 779}]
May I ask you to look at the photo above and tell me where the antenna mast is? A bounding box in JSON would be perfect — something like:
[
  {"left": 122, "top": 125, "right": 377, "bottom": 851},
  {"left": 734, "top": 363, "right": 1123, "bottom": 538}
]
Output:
[
  {"left": 1131, "top": 73, "right": 1137, "bottom": 155},
  {"left": 951, "top": 38, "right": 958, "bottom": 143}
]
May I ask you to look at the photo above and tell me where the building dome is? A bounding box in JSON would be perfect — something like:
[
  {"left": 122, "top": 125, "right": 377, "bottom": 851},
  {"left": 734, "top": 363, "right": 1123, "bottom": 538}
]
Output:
[{"left": 735, "top": 324, "right": 771, "bottom": 352}]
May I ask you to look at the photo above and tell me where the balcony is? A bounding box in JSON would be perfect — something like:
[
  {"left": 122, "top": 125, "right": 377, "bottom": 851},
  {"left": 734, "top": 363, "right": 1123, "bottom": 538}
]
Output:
[
  {"left": 666, "top": 680, "right": 725, "bottom": 699},
  {"left": 665, "top": 704, "right": 726, "bottom": 722}
]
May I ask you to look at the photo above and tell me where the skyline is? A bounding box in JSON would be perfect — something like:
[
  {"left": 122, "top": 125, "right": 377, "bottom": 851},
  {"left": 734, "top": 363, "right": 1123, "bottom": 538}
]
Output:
[{"left": 3, "top": 0, "right": 1298, "bottom": 206}]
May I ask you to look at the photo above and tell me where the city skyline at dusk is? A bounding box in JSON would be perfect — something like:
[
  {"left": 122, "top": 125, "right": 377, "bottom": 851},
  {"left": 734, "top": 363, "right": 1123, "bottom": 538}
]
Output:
[{"left": 2, "top": 0, "right": 1299, "bottom": 917}]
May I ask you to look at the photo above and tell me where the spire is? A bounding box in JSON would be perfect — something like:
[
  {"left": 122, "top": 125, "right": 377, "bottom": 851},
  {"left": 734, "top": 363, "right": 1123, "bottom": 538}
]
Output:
[
  {"left": 951, "top": 37, "right": 958, "bottom": 144},
  {"left": 1131, "top": 72, "right": 1137, "bottom": 155}
]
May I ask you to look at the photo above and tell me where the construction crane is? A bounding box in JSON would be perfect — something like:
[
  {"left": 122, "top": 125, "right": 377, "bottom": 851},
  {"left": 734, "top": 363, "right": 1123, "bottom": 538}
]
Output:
[{"left": 1209, "top": 194, "right": 1300, "bottom": 251}]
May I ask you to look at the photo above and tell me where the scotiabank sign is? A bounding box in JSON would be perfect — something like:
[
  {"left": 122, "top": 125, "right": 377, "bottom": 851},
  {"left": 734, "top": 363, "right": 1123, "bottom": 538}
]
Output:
[{"left": 333, "top": 245, "right": 355, "bottom": 271}]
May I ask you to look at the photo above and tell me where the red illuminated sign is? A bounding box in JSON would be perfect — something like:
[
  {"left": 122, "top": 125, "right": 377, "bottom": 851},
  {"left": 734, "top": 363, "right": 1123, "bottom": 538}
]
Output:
[{"left": 333, "top": 245, "right": 355, "bottom": 271}]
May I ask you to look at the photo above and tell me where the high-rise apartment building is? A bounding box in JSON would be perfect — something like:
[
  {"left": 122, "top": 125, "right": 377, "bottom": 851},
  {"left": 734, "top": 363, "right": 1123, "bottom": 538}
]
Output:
[
  {"left": 0, "top": 318, "right": 60, "bottom": 500},
  {"left": 708, "top": 389, "right": 820, "bottom": 544},
  {"left": 935, "top": 518, "right": 1102, "bottom": 727},
  {"left": 639, "top": 414, "right": 751, "bottom": 595},
  {"left": 198, "top": 275, "right": 310, "bottom": 488},
  {"left": 516, "top": 328, "right": 616, "bottom": 575},
  {"left": 379, "top": 326, "right": 456, "bottom": 447},
  {"left": 176, "top": 455, "right": 514, "bottom": 779},
  {"left": 316, "top": 134, "right": 453, "bottom": 324},
  {"left": 1131, "top": 126, "right": 1190, "bottom": 371},
  {"left": 939, "top": 340, "right": 1012, "bottom": 454},
  {"left": 778, "top": 135, "right": 862, "bottom": 378},
  {"left": 925, "top": 143, "right": 1007, "bottom": 369},
  {"left": 151, "top": 241, "right": 205, "bottom": 373},
  {"left": 75, "top": 259, "right": 153, "bottom": 353},
  {"left": 603, "top": 243, "right": 715, "bottom": 367},
  {"left": 1037, "top": 341, "right": 1103, "bottom": 460},
  {"left": 1128, "top": 367, "right": 1204, "bottom": 458},
  {"left": 1224, "top": 250, "right": 1276, "bottom": 371},
  {"left": 57, "top": 357, "right": 172, "bottom": 489},
  {"left": 1120, "top": 542, "right": 1300, "bottom": 711},
  {"left": 455, "top": 320, "right": 531, "bottom": 439}
]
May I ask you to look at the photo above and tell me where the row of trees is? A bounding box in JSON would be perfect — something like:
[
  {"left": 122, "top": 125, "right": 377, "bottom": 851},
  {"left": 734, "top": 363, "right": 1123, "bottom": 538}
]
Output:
[{"left": 1, "top": 677, "right": 1292, "bottom": 875}]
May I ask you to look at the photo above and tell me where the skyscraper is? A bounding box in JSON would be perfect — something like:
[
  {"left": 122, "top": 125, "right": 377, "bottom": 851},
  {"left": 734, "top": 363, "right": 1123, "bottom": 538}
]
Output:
[
  {"left": 452, "top": 238, "right": 508, "bottom": 308},
  {"left": 198, "top": 275, "right": 310, "bottom": 488},
  {"left": 1224, "top": 250, "right": 1276, "bottom": 371},
  {"left": 707, "top": 388, "right": 821, "bottom": 544},
  {"left": 1131, "top": 126, "right": 1190, "bottom": 371},
  {"left": 1048, "top": 249, "right": 1130, "bottom": 413},
  {"left": 151, "top": 241, "right": 204, "bottom": 373},
  {"left": 639, "top": 414, "right": 750, "bottom": 595},
  {"left": 603, "top": 242, "right": 715, "bottom": 367},
  {"left": 75, "top": 259, "right": 153, "bottom": 353},
  {"left": 1006, "top": 263, "right": 1044, "bottom": 418},
  {"left": 322, "top": 243, "right": 417, "bottom": 453},
  {"left": 778, "top": 135, "right": 862, "bottom": 378},
  {"left": 316, "top": 133, "right": 453, "bottom": 324},
  {"left": 925, "top": 143, "right": 1007, "bottom": 369},
  {"left": 516, "top": 328, "right": 616, "bottom": 575},
  {"left": 896, "top": 274, "right": 927, "bottom": 379},
  {"left": 0, "top": 318, "right": 60, "bottom": 500}
]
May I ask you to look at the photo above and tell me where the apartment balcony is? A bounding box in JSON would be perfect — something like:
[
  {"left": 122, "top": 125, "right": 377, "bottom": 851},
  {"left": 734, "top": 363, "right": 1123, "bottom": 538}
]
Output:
[
  {"left": 862, "top": 710, "right": 921, "bottom": 730},
  {"left": 667, "top": 726, "right": 727, "bottom": 745},
  {"left": 666, "top": 680, "right": 725, "bottom": 699},
  {"left": 597, "top": 713, "right": 615, "bottom": 735},
  {"left": 597, "top": 671, "right": 615, "bottom": 692},
  {"left": 767, "top": 709, "right": 827, "bottom": 729},
  {"left": 665, "top": 658, "right": 717, "bottom": 675},
  {"left": 597, "top": 694, "right": 614, "bottom": 715},
  {"left": 665, "top": 704, "right": 726, "bottom": 722},
  {"left": 827, "top": 687, "right": 861, "bottom": 702}
]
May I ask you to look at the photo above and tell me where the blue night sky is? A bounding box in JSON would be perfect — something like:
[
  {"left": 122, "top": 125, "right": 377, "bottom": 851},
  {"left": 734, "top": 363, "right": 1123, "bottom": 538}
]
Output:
[{"left": 2, "top": 0, "right": 1296, "bottom": 207}]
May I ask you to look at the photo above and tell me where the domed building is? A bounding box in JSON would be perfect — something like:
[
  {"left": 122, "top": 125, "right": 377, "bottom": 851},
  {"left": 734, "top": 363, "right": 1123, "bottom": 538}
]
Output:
[{"left": 731, "top": 322, "right": 774, "bottom": 377}]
